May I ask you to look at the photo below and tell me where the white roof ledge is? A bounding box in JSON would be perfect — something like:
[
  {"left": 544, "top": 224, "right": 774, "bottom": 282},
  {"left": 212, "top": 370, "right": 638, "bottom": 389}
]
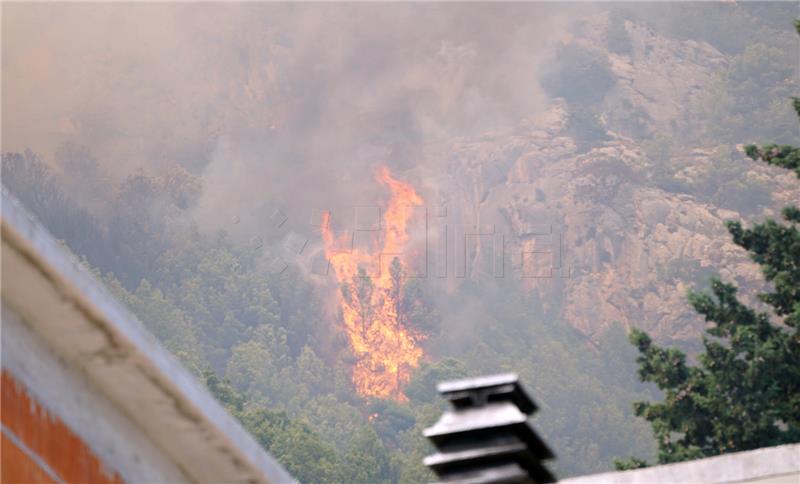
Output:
[
  {"left": 560, "top": 443, "right": 800, "bottom": 484},
  {"left": 1, "top": 189, "right": 295, "bottom": 484}
]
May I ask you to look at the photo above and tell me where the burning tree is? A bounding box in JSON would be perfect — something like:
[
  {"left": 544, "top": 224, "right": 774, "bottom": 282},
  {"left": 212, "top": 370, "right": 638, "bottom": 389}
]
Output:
[{"left": 322, "top": 168, "right": 429, "bottom": 400}]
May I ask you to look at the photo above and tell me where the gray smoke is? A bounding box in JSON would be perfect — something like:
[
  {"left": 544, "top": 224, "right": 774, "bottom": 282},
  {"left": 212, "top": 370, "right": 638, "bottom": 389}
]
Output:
[{"left": 2, "top": 2, "right": 577, "bottom": 237}]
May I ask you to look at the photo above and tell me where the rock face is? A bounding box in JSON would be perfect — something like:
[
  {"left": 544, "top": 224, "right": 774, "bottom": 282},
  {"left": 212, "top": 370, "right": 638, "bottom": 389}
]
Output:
[
  {"left": 433, "top": 19, "right": 799, "bottom": 342},
  {"left": 605, "top": 20, "right": 728, "bottom": 132}
]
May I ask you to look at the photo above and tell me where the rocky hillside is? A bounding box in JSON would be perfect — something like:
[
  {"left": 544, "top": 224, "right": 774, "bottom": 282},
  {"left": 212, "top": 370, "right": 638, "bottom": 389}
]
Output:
[{"left": 435, "top": 15, "right": 799, "bottom": 343}]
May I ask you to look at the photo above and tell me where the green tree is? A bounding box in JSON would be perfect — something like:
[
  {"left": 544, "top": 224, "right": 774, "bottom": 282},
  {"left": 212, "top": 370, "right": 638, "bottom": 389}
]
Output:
[
  {"left": 701, "top": 41, "right": 798, "bottom": 144},
  {"left": 541, "top": 43, "right": 616, "bottom": 106},
  {"left": 744, "top": 97, "right": 800, "bottom": 177},
  {"left": 618, "top": 80, "right": 800, "bottom": 467},
  {"left": 1, "top": 151, "right": 112, "bottom": 270},
  {"left": 205, "top": 369, "right": 347, "bottom": 484},
  {"left": 105, "top": 275, "right": 204, "bottom": 374},
  {"left": 226, "top": 339, "right": 281, "bottom": 403},
  {"left": 406, "top": 357, "right": 468, "bottom": 404},
  {"left": 341, "top": 426, "right": 394, "bottom": 484}
]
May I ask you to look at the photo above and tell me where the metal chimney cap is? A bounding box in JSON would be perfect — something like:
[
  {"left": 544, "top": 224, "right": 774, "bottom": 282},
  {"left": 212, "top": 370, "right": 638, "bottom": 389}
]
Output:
[
  {"left": 423, "top": 402, "right": 528, "bottom": 439},
  {"left": 437, "top": 373, "right": 537, "bottom": 414},
  {"left": 424, "top": 373, "right": 555, "bottom": 483}
]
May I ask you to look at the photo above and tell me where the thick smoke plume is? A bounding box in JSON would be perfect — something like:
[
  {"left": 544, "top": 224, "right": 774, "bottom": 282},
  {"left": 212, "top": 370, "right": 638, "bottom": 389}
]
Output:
[{"left": 2, "top": 3, "right": 574, "bottom": 235}]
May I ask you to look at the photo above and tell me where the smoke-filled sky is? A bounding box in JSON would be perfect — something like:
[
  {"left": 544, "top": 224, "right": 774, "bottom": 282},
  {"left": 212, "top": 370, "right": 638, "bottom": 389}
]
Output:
[{"left": 3, "top": 2, "right": 577, "bottom": 234}]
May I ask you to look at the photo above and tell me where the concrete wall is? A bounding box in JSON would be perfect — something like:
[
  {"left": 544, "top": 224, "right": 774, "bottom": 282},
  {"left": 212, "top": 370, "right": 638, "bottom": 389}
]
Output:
[
  {"left": 560, "top": 444, "right": 800, "bottom": 484},
  {"left": 1, "top": 189, "right": 295, "bottom": 483}
]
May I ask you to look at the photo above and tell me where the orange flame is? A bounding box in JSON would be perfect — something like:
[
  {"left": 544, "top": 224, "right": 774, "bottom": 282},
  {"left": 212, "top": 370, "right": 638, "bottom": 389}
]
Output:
[{"left": 321, "top": 167, "right": 424, "bottom": 400}]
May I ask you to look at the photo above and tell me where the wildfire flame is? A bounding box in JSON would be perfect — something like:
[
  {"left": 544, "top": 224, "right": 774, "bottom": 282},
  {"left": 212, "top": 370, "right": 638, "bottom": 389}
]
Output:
[{"left": 321, "top": 167, "right": 424, "bottom": 400}]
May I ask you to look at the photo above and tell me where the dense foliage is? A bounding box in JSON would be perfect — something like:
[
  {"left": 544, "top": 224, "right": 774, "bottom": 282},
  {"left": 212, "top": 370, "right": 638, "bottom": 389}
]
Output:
[
  {"left": 1, "top": 150, "right": 657, "bottom": 480},
  {"left": 618, "top": 85, "right": 800, "bottom": 468}
]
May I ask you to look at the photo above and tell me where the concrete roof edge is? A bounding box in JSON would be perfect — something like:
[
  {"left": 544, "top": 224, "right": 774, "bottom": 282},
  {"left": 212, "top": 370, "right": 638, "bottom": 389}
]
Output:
[
  {"left": 1, "top": 188, "right": 295, "bottom": 484},
  {"left": 559, "top": 443, "right": 800, "bottom": 484}
]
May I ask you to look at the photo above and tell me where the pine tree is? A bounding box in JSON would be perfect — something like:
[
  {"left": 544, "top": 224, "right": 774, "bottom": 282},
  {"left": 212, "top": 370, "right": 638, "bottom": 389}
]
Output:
[
  {"left": 616, "top": 23, "right": 800, "bottom": 469},
  {"left": 743, "top": 96, "right": 800, "bottom": 178}
]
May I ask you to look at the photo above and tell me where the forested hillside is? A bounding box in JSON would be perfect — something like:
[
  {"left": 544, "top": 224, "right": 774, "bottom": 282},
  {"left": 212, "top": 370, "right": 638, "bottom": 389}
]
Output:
[{"left": 2, "top": 2, "right": 797, "bottom": 481}]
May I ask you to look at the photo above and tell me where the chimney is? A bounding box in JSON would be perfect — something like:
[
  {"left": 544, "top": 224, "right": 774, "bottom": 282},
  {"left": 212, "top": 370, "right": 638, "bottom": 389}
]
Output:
[{"left": 423, "top": 373, "right": 555, "bottom": 483}]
